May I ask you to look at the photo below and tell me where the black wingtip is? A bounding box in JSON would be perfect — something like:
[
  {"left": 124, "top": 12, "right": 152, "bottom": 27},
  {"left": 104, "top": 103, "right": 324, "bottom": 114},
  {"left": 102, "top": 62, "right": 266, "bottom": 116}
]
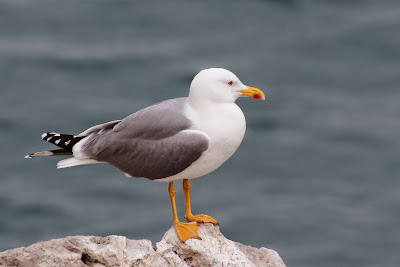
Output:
[{"left": 41, "top": 132, "right": 84, "bottom": 151}]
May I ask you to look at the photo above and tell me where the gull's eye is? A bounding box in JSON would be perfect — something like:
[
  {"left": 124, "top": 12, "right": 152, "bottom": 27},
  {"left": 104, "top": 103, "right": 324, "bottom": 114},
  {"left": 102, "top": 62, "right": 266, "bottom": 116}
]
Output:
[{"left": 228, "top": 81, "right": 234, "bottom": 86}]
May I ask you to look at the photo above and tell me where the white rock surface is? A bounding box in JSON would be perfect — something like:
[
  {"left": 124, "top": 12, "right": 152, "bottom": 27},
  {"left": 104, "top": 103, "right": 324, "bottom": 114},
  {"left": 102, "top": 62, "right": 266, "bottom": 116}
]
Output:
[{"left": 0, "top": 224, "right": 286, "bottom": 267}]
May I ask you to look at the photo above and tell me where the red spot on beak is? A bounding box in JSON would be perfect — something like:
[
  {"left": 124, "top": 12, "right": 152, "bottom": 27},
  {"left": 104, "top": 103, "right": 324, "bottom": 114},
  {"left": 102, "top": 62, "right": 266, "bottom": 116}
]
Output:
[{"left": 253, "top": 93, "right": 262, "bottom": 99}]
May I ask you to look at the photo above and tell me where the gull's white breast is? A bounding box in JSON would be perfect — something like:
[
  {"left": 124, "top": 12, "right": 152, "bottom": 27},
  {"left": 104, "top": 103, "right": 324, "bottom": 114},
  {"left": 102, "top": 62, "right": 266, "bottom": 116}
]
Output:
[{"left": 157, "top": 102, "right": 246, "bottom": 182}]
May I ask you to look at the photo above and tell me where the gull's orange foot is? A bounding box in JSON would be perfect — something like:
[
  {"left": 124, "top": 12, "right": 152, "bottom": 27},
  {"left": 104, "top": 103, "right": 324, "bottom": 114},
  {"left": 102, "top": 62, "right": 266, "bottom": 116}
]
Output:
[
  {"left": 185, "top": 214, "right": 218, "bottom": 224},
  {"left": 173, "top": 221, "right": 201, "bottom": 242}
]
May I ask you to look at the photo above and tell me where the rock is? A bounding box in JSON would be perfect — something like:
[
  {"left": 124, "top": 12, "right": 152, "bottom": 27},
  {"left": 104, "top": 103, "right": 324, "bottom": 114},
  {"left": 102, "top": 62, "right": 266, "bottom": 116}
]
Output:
[{"left": 0, "top": 224, "right": 286, "bottom": 267}]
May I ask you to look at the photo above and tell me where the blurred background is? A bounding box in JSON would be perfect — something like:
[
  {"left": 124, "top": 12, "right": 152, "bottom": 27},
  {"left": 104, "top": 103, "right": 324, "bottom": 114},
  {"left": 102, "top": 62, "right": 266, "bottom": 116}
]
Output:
[{"left": 1, "top": 0, "right": 399, "bottom": 266}]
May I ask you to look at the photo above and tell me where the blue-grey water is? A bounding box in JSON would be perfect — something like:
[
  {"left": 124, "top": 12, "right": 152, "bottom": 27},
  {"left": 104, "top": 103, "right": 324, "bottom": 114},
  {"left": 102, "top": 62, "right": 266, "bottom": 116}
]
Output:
[{"left": 1, "top": 1, "right": 399, "bottom": 266}]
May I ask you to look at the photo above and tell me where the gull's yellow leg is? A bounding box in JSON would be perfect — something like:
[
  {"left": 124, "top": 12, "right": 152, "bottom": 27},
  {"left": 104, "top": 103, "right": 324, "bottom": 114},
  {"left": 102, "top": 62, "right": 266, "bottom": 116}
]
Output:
[
  {"left": 168, "top": 181, "right": 200, "bottom": 242},
  {"left": 183, "top": 179, "right": 218, "bottom": 224}
]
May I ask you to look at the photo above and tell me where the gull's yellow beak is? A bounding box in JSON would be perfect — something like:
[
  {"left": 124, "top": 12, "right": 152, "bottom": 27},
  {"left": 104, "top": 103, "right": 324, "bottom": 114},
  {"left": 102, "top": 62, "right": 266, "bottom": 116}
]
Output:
[{"left": 239, "top": 86, "right": 265, "bottom": 100}]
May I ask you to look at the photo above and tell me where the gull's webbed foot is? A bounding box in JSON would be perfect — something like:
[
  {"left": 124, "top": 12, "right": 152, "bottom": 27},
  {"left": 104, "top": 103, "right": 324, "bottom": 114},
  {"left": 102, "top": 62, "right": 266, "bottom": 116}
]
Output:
[
  {"left": 173, "top": 221, "right": 201, "bottom": 242},
  {"left": 185, "top": 213, "right": 218, "bottom": 225}
]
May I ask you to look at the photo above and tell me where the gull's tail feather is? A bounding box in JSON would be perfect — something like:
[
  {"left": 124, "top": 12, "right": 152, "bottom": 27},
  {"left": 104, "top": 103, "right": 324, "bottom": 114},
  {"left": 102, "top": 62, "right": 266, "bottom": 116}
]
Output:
[
  {"left": 25, "top": 132, "right": 85, "bottom": 159},
  {"left": 57, "top": 158, "right": 101, "bottom": 169},
  {"left": 25, "top": 132, "right": 102, "bottom": 168}
]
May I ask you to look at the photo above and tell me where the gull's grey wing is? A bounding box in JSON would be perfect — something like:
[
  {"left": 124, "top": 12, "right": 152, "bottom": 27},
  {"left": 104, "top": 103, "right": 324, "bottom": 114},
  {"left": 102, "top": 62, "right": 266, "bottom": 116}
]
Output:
[
  {"left": 77, "top": 120, "right": 122, "bottom": 137},
  {"left": 77, "top": 98, "right": 209, "bottom": 180}
]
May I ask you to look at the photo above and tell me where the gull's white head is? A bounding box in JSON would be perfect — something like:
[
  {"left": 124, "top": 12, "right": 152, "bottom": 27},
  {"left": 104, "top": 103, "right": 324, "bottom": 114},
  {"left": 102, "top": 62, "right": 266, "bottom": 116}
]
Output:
[{"left": 188, "top": 68, "right": 265, "bottom": 105}]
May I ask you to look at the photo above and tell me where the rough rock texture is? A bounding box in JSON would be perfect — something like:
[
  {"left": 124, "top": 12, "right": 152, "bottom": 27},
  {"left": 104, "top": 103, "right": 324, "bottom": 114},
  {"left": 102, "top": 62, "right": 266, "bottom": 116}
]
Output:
[{"left": 0, "top": 224, "right": 286, "bottom": 267}]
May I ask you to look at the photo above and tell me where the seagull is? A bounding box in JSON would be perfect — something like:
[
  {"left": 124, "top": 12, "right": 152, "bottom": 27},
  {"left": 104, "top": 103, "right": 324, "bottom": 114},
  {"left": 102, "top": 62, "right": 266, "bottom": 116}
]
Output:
[{"left": 25, "top": 68, "right": 265, "bottom": 242}]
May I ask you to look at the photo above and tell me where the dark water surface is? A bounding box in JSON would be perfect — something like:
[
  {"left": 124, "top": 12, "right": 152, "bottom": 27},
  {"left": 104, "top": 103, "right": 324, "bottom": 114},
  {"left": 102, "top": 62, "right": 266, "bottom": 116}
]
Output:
[{"left": 1, "top": 1, "right": 399, "bottom": 266}]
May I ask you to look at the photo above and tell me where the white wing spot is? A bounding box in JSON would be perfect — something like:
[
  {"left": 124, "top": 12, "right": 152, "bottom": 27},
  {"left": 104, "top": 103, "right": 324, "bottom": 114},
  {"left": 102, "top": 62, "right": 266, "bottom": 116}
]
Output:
[
  {"left": 65, "top": 140, "right": 71, "bottom": 146},
  {"left": 55, "top": 139, "right": 61, "bottom": 145},
  {"left": 47, "top": 136, "right": 52, "bottom": 141},
  {"left": 180, "top": 129, "right": 210, "bottom": 141},
  {"left": 41, "top": 133, "right": 47, "bottom": 139},
  {"left": 54, "top": 134, "right": 60, "bottom": 137}
]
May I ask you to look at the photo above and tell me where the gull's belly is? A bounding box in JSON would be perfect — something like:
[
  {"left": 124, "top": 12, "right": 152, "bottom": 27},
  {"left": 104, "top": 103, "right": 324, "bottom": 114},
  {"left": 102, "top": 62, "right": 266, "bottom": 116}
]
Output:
[
  {"left": 189, "top": 130, "right": 245, "bottom": 177},
  {"left": 157, "top": 103, "right": 246, "bottom": 182}
]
